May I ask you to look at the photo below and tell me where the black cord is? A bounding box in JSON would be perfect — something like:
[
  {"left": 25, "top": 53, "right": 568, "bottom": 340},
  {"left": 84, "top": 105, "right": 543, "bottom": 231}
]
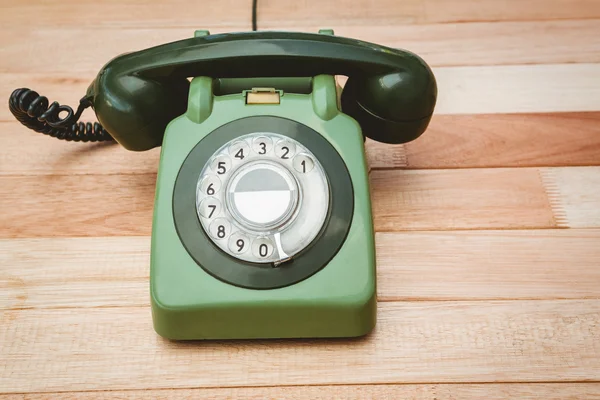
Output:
[
  {"left": 11, "top": 6, "right": 261, "bottom": 142},
  {"left": 8, "top": 88, "right": 114, "bottom": 142},
  {"left": 252, "top": 0, "right": 258, "bottom": 31}
]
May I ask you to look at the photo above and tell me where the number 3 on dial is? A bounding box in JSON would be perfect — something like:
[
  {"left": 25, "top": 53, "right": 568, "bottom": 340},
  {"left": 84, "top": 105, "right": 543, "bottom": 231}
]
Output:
[{"left": 252, "top": 136, "right": 272, "bottom": 155}]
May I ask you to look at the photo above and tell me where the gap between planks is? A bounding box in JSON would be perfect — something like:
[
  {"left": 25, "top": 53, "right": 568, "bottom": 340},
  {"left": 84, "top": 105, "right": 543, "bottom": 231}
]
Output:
[
  {"left": 2, "top": 111, "right": 600, "bottom": 174},
  {"left": 2, "top": 0, "right": 600, "bottom": 27},
  {"left": 1, "top": 382, "right": 600, "bottom": 399},
  {"left": 1, "top": 300, "right": 599, "bottom": 392},
  {"left": 2, "top": 230, "right": 600, "bottom": 311},
  {"left": 1, "top": 20, "right": 600, "bottom": 73},
  {"left": 1, "top": 167, "right": 599, "bottom": 237}
]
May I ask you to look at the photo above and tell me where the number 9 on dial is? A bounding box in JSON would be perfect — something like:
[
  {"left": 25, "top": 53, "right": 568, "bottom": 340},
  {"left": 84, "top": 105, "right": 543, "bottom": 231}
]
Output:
[{"left": 228, "top": 232, "right": 250, "bottom": 254}]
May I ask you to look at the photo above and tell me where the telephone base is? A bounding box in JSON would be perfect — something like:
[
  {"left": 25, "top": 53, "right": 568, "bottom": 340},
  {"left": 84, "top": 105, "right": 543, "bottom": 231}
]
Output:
[{"left": 150, "top": 74, "right": 376, "bottom": 340}]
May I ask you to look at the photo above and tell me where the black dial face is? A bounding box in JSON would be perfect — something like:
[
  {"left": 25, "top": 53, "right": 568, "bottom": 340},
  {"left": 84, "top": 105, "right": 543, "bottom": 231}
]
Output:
[{"left": 173, "top": 116, "right": 354, "bottom": 289}]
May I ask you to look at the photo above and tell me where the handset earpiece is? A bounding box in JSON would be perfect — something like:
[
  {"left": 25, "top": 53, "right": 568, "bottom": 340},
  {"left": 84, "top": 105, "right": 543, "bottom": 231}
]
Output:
[
  {"left": 86, "top": 58, "right": 190, "bottom": 151},
  {"left": 341, "top": 61, "right": 437, "bottom": 144}
]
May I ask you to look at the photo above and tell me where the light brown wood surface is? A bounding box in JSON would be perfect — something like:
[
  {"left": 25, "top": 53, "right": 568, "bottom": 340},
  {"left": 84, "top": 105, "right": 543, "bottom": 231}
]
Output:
[{"left": 1, "top": 0, "right": 599, "bottom": 398}]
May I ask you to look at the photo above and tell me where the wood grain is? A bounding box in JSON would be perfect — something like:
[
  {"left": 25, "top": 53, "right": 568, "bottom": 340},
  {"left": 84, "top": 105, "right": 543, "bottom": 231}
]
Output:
[
  {"left": 431, "top": 64, "right": 600, "bottom": 115},
  {"left": 370, "top": 168, "right": 557, "bottom": 231},
  {"left": 2, "top": 300, "right": 599, "bottom": 392},
  {"left": 2, "top": 383, "right": 600, "bottom": 400},
  {"left": 3, "top": 112, "right": 600, "bottom": 176},
  {"left": 376, "top": 230, "right": 600, "bottom": 301},
  {"left": 3, "top": 167, "right": 598, "bottom": 238},
  {"left": 2, "top": 20, "right": 599, "bottom": 74},
  {"left": 367, "top": 112, "right": 600, "bottom": 169},
  {"left": 2, "top": 0, "right": 600, "bottom": 27},
  {"left": 0, "top": 174, "right": 156, "bottom": 238},
  {"left": 0, "top": 126, "right": 161, "bottom": 176},
  {"left": 0, "top": 167, "right": 561, "bottom": 238},
  {"left": 2, "top": 0, "right": 600, "bottom": 396},
  {"left": 0, "top": 237, "right": 150, "bottom": 310},
  {"left": 541, "top": 167, "right": 600, "bottom": 228},
  {"left": 2, "top": 230, "right": 600, "bottom": 311}
]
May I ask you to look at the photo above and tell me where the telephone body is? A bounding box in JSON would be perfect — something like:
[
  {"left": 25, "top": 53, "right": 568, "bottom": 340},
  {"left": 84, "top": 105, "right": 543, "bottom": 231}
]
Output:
[{"left": 10, "top": 30, "right": 437, "bottom": 340}]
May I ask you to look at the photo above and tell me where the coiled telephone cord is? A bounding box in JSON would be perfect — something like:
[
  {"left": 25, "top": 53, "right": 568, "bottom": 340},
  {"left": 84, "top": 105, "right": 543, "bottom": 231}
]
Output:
[
  {"left": 9, "top": 0, "right": 258, "bottom": 142},
  {"left": 8, "top": 88, "right": 114, "bottom": 143}
]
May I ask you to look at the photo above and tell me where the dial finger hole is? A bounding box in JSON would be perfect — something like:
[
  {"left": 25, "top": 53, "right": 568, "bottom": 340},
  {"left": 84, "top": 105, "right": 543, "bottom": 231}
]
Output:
[
  {"left": 229, "top": 140, "right": 250, "bottom": 161},
  {"left": 198, "top": 197, "right": 221, "bottom": 219},
  {"left": 252, "top": 237, "right": 274, "bottom": 258},
  {"left": 252, "top": 136, "right": 273, "bottom": 155},
  {"left": 210, "top": 155, "right": 231, "bottom": 175},
  {"left": 228, "top": 232, "right": 250, "bottom": 254},
  {"left": 209, "top": 218, "right": 231, "bottom": 240},
  {"left": 293, "top": 153, "right": 314, "bottom": 173},
  {"left": 274, "top": 139, "right": 296, "bottom": 160},
  {"left": 200, "top": 175, "right": 221, "bottom": 195}
]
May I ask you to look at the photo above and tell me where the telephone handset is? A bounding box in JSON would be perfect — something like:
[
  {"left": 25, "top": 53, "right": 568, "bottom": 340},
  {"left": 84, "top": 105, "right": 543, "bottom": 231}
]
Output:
[{"left": 9, "top": 30, "right": 437, "bottom": 340}]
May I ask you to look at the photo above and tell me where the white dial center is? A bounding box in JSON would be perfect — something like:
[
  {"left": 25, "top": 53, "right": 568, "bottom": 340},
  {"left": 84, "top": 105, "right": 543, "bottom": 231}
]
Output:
[{"left": 226, "top": 161, "right": 299, "bottom": 230}]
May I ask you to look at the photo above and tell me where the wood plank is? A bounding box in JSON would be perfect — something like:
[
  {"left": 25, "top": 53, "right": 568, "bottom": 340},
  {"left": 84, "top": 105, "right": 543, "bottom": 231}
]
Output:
[
  {"left": 377, "top": 230, "right": 600, "bottom": 301},
  {"left": 0, "top": 237, "right": 150, "bottom": 310},
  {"left": 370, "top": 167, "right": 557, "bottom": 231},
  {"left": 2, "top": 0, "right": 600, "bottom": 28},
  {"left": 367, "top": 112, "right": 600, "bottom": 169},
  {"left": 0, "top": 167, "right": 562, "bottom": 238},
  {"left": 0, "top": 125, "right": 161, "bottom": 176},
  {"left": 2, "top": 383, "right": 600, "bottom": 399},
  {"left": 2, "top": 300, "right": 599, "bottom": 392},
  {"left": 2, "top": 230, "right": 600, "bottom": 310},
  {"left": 541, "top": 167, "right": 600, "bottom": 228},
  {"left": 3, "top": 167, "right": 597, "bottom": 238},
  {"left": 4, "top": 112, "right": 600, "bottom": 176},
  {"left": 0, "top": 174, "right": 156, "bottom": 238},
  {"left": 432, "top": 64, "right": 600, "bottom": 115},
  {"left": 2, "top": 0, "right": 598, "bottom": 396},
  {"left": 1, "top": 20, "right": 599, "bottom": 73}
]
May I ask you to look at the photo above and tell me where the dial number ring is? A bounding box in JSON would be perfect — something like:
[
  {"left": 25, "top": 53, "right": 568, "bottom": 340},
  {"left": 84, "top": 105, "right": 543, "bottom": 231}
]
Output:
[{"left": 196, "top": 132, "right": 329, "bottom": 264}]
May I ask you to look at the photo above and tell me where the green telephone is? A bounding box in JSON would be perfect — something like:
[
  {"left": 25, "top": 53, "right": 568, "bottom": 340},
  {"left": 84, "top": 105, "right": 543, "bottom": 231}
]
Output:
[{"left": 9, "top": 30, "right": 437, "bottom": 340}]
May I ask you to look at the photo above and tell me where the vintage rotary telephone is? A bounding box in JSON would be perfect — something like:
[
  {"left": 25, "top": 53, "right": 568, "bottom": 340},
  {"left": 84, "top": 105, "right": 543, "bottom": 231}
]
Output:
[{"left": 9, "top": 30, "right": 437, "bottom": 340}]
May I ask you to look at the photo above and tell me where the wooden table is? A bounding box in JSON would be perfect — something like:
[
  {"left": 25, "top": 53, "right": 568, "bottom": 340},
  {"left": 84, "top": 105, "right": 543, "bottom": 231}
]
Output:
[{"left": 1, "top": 1, "right": 600, "bottom": 398}]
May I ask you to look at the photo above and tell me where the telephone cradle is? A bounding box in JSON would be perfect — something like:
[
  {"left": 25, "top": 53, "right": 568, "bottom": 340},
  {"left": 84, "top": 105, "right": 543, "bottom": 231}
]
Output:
[{"left": 9, "top": 29, "right": 437, "bottom": 340}]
